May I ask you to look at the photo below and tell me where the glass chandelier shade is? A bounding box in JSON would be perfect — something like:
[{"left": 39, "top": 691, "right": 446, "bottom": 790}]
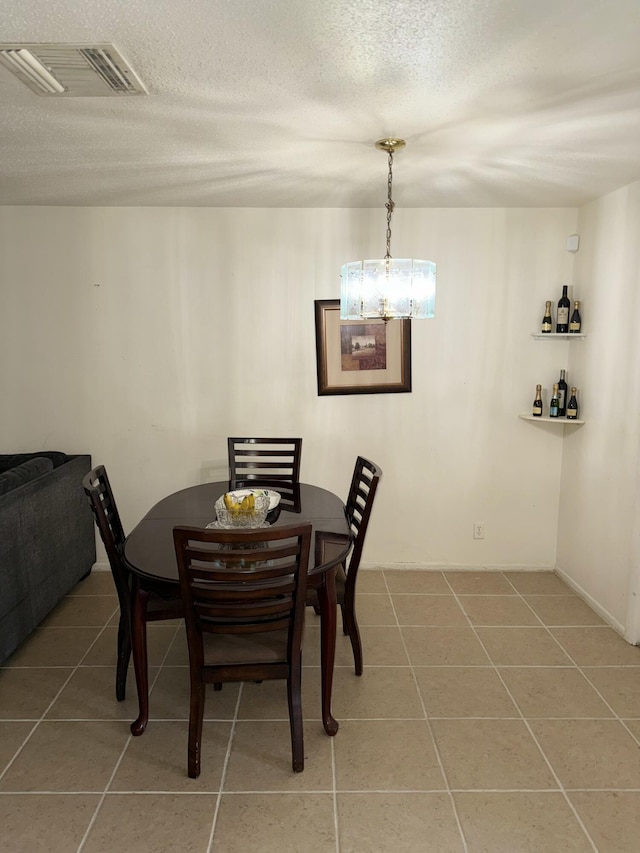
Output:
[{"left": 340, "top": 139, "right": 436, "bottom": 322}]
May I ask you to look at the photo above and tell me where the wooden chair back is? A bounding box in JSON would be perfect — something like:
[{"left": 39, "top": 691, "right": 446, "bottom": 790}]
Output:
[
  {"left": 227, "top": 437, "right": 302, "bottom": 490},
  {"left": 344, "top": 456, "right": 382, "bottom": 586},
  {"left": 173, "top": 522, "right": 312, "bottom": 775},
  {"left": 82, "top": 465, "right": 131, "bottom": 619}
]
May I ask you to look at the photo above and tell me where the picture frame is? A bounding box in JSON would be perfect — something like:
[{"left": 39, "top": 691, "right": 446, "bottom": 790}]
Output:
[{"left": 314, "top": 299, "right": 412, "bottom": 396}]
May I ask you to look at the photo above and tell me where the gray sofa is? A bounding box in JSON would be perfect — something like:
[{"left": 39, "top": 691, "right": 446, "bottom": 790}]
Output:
[{"left": 0, "top": 452, "right": 96, "bottom": 663}]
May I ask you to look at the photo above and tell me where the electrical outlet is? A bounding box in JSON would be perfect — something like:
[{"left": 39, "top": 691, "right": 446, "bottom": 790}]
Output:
[{"left": 473, "top": 523, "right": 485, "bottom": 540}]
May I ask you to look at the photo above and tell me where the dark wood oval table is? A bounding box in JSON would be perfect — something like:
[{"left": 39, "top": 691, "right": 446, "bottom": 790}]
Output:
[{"left": 124, "top": 481, "right": 351, "bottom": 736}]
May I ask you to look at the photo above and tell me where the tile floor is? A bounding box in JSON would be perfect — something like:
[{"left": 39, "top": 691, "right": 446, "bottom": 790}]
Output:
[{"left": 2, "top": 569, "right": 640, "bottom": 851}]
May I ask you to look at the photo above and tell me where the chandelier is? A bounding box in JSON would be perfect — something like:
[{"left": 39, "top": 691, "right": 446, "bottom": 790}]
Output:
[{"left": 340, "top": 138, "right": 436, "bottom": 322}]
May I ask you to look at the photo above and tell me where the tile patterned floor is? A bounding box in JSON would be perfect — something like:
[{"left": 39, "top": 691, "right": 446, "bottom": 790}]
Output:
[{"left": 2, "top": 569, "right": 640, "bottom": 851}]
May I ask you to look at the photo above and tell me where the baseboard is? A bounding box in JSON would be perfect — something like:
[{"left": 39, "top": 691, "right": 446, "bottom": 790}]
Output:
[
  {"left": 360, "top": 562, "right": 555, "bottom": 572},
  {"left": 555, "top": 567, "right": 626, "bottom": 637}
]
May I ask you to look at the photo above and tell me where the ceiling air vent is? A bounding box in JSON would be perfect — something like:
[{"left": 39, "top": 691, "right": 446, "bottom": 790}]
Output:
[{"left": 0, "top": 43, "right": 147, "bottom": 96}]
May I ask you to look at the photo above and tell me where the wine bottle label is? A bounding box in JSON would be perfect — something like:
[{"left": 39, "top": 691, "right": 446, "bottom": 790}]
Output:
[
  {"left": 549, "top": 404, "right": 559, "bottom": 417},
  {"left": 569, "top": 321, "right": 580, "bottom": 331},
  {"left": 567, "top": 407, "right": 577, "bottom": 417},
  {"left": 532, "top": 406, "right": 542, "bottom": 416},
  {"left": 557, "top": 307, "right": 569, "bottom": 323},
  {"left": 542, "top": 321, "right": 552, "bottom": 331},
  {"left": 558, "top": 389, "right": 566, "bottom": 410}
]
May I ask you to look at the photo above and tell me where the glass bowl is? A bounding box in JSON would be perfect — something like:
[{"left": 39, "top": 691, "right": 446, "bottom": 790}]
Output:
[{"left": 214, "top": 492, "right": 270, "bottom": 528}]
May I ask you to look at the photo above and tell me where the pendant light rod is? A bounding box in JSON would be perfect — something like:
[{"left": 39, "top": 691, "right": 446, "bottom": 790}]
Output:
[{"left": 340, "top": 137, "right": 436, "bottom": 322}]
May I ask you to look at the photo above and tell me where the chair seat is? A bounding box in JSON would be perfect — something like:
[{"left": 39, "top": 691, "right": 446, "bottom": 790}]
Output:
[{"left": 203, "top": 628, "right": 289, "bottom": 665}]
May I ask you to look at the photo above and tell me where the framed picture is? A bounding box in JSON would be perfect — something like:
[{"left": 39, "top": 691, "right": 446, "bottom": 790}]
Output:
[{"left": 314, "top": 299, "right": 412, "bottom": 396}]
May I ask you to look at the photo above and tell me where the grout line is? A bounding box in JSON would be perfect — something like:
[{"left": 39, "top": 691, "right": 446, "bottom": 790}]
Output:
[
  {"left": 0, "top": 601, "right": 121, "bottom": 786},
  {"left": 382, "top": 569, "right": 470, "bottom": 853},
  {"left": 207, "top": 682, "right": 243, "bottom": 852},
  {"left": 443, "top": 570, "right": 600, "bottom": 853}
]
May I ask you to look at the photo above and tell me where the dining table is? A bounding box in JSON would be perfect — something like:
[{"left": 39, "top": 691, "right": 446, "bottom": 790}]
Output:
[{"left": 123, "top": 480, "right": 351, "bottom": 737}]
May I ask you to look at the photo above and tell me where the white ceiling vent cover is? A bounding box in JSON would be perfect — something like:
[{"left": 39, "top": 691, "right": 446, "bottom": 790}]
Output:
[{"left": 0, "top": 43, "right": 147, "bottom": 96}]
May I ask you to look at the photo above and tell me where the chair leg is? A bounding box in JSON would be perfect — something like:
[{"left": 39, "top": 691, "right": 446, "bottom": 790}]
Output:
[
  {"left": 213, "top": 683, "right": 222, "bottom": 692},
  {"left": 115, "top": 614, "right": 132, "bottom": 701},
  {"left": 287, "top": 664, "right": 304, "bottom": 773},
  {"left": 188, "top": 682, "right": 206, "bottom": 779},
  {"left": 130, "top": 585, "right": 150, "bottom": 736},
  {"left": 343, "top": 589, "right": 363, "bottom": 676}
]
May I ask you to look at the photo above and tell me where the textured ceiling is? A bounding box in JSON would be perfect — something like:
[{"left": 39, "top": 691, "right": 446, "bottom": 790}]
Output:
[{"left": 2, "top": 0, "right": 640, "bottom": 207}]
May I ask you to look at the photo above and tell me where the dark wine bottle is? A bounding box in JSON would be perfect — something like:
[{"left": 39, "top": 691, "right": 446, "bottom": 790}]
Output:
[
  {"left": 557, "top": 369, "right": 567, "bottom": 417},
  {"left": 569, "top": 300, "right": 581, "bottom": 333},
  {"left": 532, "top": 384, "right": 543, "bottom": 416},
  {"left": 556, "top": 285, "right": 570, "bottom": 333},
  {"left": 566, "top": 387, "right": 579, "bottom": 419},
  {"left": 549, "top": 383, "right": 559, "bottom": 418},
  {"left": 541, "top": 301, "right": 552, "bottom": 333}
]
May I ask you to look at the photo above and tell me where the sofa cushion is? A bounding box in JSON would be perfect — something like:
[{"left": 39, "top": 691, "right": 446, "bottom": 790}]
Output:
[
  {"left": 0, "top": 457, "right": 54, "bottom": 496},
  {"left": 0, "top": 452, "right": 68, "bottom": 474}
]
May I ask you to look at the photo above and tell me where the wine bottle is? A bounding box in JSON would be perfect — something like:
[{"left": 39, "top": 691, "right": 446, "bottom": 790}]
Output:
[
  {"left": 556, "top": 285, "right": 570, "bottom": 333},
  {"left": 569, "top": 300, "right": 582, "bottom": 333},
  {"left": 541, "top": 301, "right": 552, "bottom": 333},
  {"left": 549, "top": 383, "right": 559, "bottom": 418},
  {"left": 566, "top": 387, "right": 579, "bottom": 419},
  {"left": 532, "top": 384, "right": 543, "bottom": 416},
  {"left": 557, "top": 369, "right": 568, "bottom": 417}
]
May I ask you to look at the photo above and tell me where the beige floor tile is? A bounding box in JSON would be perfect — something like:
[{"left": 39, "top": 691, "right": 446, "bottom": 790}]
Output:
[
  {"left": 44, "top": 665, "right": 145, "bottom": 721},
  {"left": 338, "top": 792, "right": 464, "bottom": 853},
  {"left": 502, "top": 571, "right": 574, "bottom": 595},
  {"left": 0, "top": 667, "right": 73, "bottom": 719},
  {"left": 499, "top": 667, "right": 614, "bottom": 718},
  {"left": 454, "top": 791, "right": 593, "bottom": 853},
  {"left": 476, "top": 627, "right": 573, "bottom": 666},
  {"left": 224, "top": 720, "right": 333, "bottom": 791},
  {"left": 550, "top": 626, "right": 640, "bottom": 665},
  {"left": 356, "top": 569, "right": 387, "bottom": 592},
  {"left": 332, "top": 666, "right": 424, "bottom": 719},
  {"left": 0, "top": 720, "right": 129, "bottom": 792},
  {"left": 237, "top": 678, "right": 297, "bottom": 720},
  {"left": 0, "top": 793, "right": 100, "bottom": 853},
  {"left": 384, "top": 570, "right": 450, "bottom": 594},
  {"left": 83, "top": 793, "right": 217, "bottom": 852},
  {"left": 334, "top": 719, "right": 445, "bottom": 790},
  {"left": 444, "top": 572, "right": 513, "bottom": 595},
  {"left": 162, "top": 629, "right": 190, "bottom": 665},
  {"left": 148, "top": 666, "right": 240, "bottom": 721},
  {"left": 402, "top": 627, "right": 491, "bottom": 666},
  {"left": 82, "top": 625, "right": 179, "bottom": 668},
  {"left": 459, "top": 595, "right": 541, "bottom": 626},
  {"left": 431, "top": 719, "right": 556, "bottom": 790},
  {"left": 392, "top": 594, "right": 467, "bottom": 626},
  {"left": 623, "top": 719, "right": 640, "bottom": 740},
  {"left": 110, "top": 720, "right": 231, "bottom": 791},
  {"left": 580, "top": 666, "right": 640, "bottom": 717},
  {"left": 530, "top": 719, "right": 640, "bottom": 788},
  {"left": 3, "top": 627, "right": 102, "bottom": 667},
  {"left": 0, "top": 721, "right": 36, "bottom": 771},
  {"left": 523, "top": 595, "right": 605, "bottom": 626},
  {"left": 355, "top": 593, "right": 397, "bottom": 625},
  {"left": 40, "top": 595, "right": 118, "bottom": 628},
  {"left": 68, "top": 570, "right": 116, "bottom": 596},
  {"left": 415, "top": 667, "right": 518, "bottom": 718},
  {"left": 569, "top": 791, "right": 640, "bottom": 853},
  {"left": 303, "top": 625, "right": 409, "bottom": 668},
  {"left": 214, "top": 793, "right": 336, "bottom": 852}
]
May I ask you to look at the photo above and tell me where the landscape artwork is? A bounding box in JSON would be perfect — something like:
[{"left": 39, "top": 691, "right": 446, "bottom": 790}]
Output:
[{"left": 340, "top": 324, "right": 387, "bottom": 371}]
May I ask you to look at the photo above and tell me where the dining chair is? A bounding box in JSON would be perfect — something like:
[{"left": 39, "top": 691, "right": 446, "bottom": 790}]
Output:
[
  {"left": 173, "top": 522, "right": 312, "bottom": 778},
  {"left": 227, "top": 437, "right": 302, "bottom": 490},
  {"left": 307, "top": 456, "right": 381, "bottom": 676},
  {"left": 83, "top": 466, "right": 183, "bottom": 712}
]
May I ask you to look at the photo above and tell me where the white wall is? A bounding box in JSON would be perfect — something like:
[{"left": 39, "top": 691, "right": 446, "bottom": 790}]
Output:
[
  {"left": 557, "top": 180, "right": 640, "bottom": 635},
  {"left": 0, "top": 205, "right": 577, "bottom": 569}
]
